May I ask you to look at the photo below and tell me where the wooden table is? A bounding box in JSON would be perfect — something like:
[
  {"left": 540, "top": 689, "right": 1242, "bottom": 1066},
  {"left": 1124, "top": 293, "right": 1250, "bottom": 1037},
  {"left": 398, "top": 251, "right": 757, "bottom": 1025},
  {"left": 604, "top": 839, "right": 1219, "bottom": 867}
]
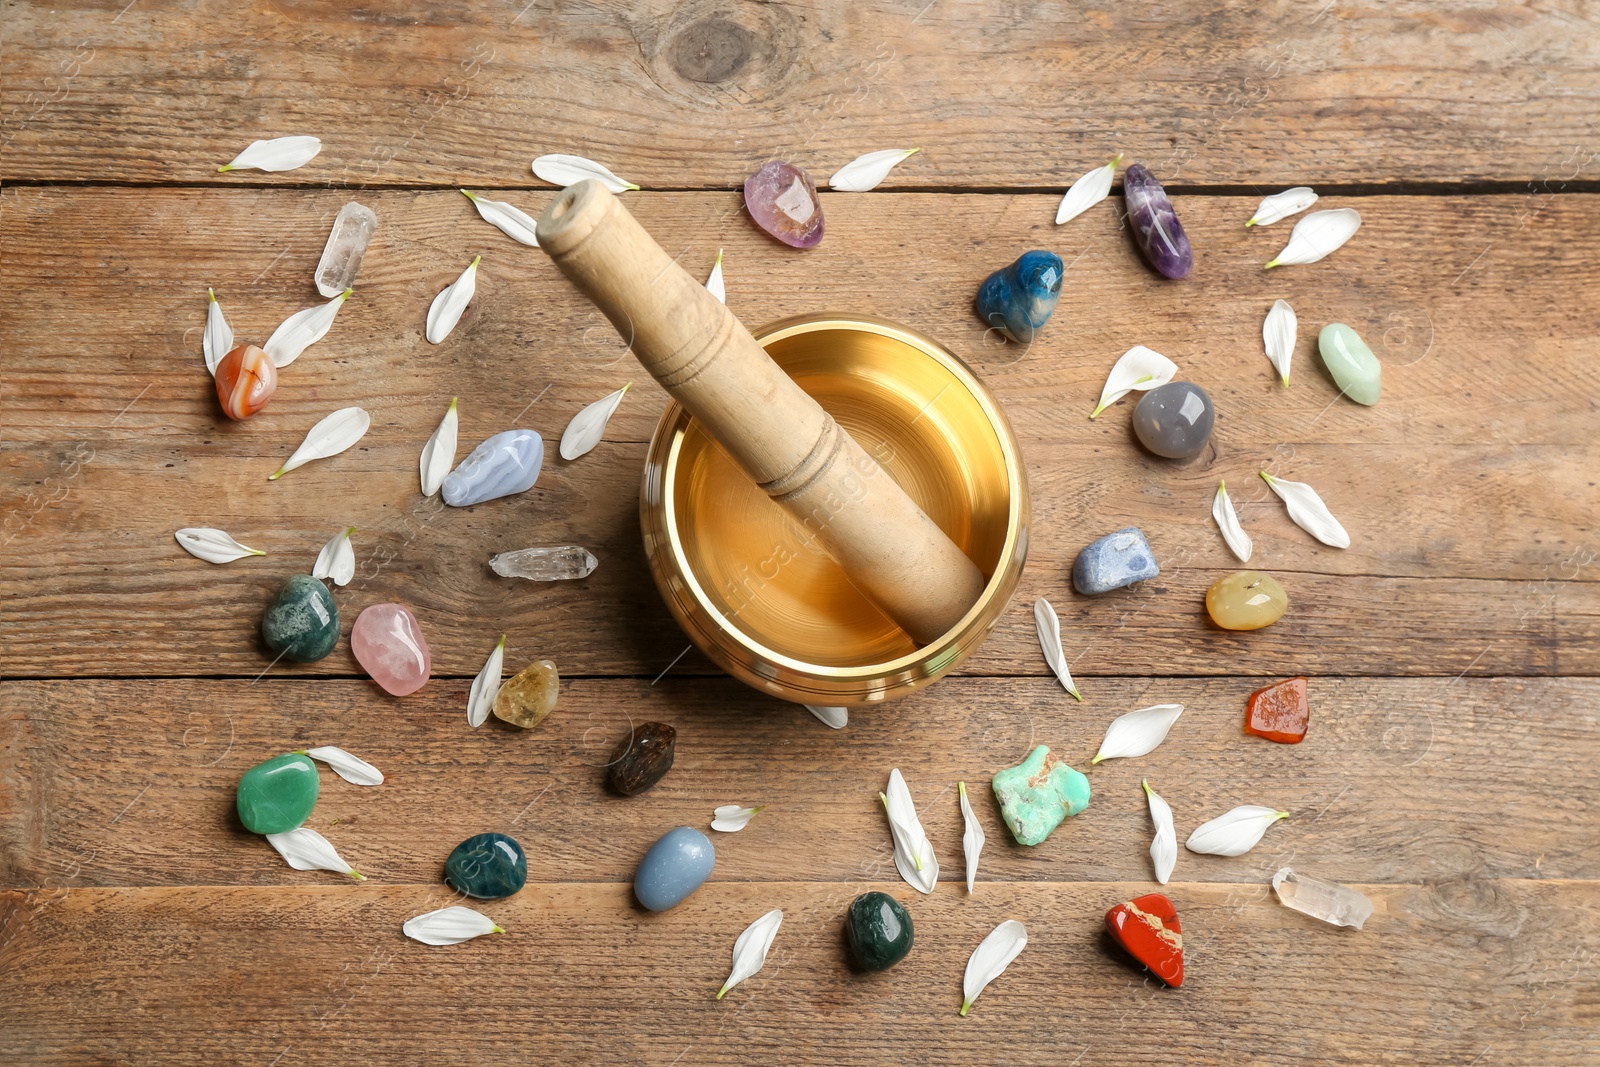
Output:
[{"left": 4, "top": 3, "right": 1597, "bottom": 1063}]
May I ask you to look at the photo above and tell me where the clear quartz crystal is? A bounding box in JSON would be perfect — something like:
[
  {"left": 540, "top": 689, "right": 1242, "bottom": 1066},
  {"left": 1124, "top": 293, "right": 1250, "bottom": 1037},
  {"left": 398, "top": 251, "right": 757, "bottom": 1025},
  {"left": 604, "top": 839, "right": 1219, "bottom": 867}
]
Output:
[
  {"left": 1272, "top": 866, "right": 1373, "bottom": 929},
  {"left": 315, "top": 202, "right": 378, "bottom": 297},
  {"left": 490, "top": 545, "right": 598, "bottom": 581}
]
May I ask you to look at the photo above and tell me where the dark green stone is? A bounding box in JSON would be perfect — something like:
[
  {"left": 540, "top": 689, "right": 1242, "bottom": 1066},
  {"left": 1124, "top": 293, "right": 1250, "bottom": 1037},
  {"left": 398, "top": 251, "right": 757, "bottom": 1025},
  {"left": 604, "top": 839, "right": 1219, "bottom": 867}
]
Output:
[
  {"left": 845, "top": 891, "right": 914, "bottom": 971},
  {"left": 445, "top": 832, "right": 527, "bottom": 899},
  {"left": 236, "top": 752, "right": 319, "bottom": 834},
  {"left": 261, "top": 574, "right": 340, "bottom": 662}
]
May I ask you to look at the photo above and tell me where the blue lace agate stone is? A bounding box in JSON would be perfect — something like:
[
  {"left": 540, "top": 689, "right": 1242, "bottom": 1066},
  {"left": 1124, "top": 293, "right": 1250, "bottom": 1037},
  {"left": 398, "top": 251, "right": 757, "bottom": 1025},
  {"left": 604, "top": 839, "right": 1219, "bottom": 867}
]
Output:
[
  {"left": 442, "top": 429, "right": 544, "bottom": 507},
  {"left": 444, "top": 832, "right": 527, "bottom": 899},
  {"left": 974, "top": 250, "right": 1064, "bottom": 343},
  {"left": 634, "top": 826, "right": 715, "bottom": 912},
  {"left": 1073, "top": 526, "right": 1159, "bottom": 595}
]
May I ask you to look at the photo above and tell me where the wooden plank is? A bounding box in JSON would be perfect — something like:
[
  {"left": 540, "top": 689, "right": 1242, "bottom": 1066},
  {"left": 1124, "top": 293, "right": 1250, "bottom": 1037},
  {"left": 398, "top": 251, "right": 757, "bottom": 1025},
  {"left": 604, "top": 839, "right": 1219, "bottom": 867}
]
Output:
[
  {"left": 3, "top": 1, "right": 1598, "bottom": 187},
  {"left": 3, "top": 189, "right": 1597, "bottom": 676}
]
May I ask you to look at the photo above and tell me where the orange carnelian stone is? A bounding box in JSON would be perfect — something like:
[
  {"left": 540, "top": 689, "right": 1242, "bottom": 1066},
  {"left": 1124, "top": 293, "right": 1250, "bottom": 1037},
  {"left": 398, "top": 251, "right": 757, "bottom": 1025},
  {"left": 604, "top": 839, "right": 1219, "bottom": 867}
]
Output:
[
  {"left": 215, "top": 343, "right": 277, "bottom": 420},
  {"left": 1245, "top": 676, "right": 1309, "bottom": 744}
]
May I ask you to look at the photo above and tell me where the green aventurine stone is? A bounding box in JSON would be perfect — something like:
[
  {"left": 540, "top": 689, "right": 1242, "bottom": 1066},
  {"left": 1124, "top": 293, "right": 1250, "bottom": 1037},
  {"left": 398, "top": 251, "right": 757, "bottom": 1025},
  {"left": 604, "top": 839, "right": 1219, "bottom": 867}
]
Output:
[
  {"left": 845, "top": 891, "right": 914, "bottom": 971},
  {"left": 236, "top": 752, "right": 319, "bottom": 834},
  {"left": 1317, "top": 323, "right": 1382, "bottom": 405},
  {"left": 261, "top": 574, "right": 340, "bottom": 662},
  {"left": 992, "top": 745, "right": 1090, "bottom": 846}
]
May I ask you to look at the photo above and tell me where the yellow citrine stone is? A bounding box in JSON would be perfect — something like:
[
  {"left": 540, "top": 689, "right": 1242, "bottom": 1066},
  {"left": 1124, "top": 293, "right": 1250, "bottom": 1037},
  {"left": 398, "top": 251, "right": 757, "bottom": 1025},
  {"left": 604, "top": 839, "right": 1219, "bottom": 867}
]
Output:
[
  {"left": 1206, "top": 571, "right": 1288, "bottom": 630},
  {"left": 493, "top": 659, "right": 559, "bottom": 728}
]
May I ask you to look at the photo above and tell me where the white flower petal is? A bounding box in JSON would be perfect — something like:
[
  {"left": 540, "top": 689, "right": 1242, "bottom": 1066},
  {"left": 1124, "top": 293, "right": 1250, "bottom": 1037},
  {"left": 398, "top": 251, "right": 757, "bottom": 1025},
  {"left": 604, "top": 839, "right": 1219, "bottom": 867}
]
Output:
[
  {"left": 419, "top": 398, "right": 459, "bottom": 497},
  {"left": 711, "top": 804, "right": 764, "bottom": 833},
  {"left": 174, "top": 527, "right": 264, "bottom": 564},
  {"left": 960, "top": 920, "right": 1027, "bottom": 1016},
  {"left": 1032, "top": 597, "right": 1083, "bottom": 701},
  {"left": 1055, "top": 153, "right": 1121, "bottom": 225},
  {"left": 1092, "top": 703, "right": 1184, "bottom": 764},
  {"left": 270, "top": 406, "right": 371, "bottom": 480},
  {"left": 265, "top": 827, "right": 364, "bottom": 879},
  {"left": 403, "top": 905, "right": 504, "bottom": 946},
  {"left": 806, "top": 704, "right": 848, "bottom": 729},
  {"left": 717, "top": 909, "right": 783, "bottom": 999},
  {"left": 705, "top": 249, "right": 725, "bottom": 303},
  {"left": 219, "top": 135, "right": 322, "bottom": 173},
  {"left": 881, "top": 768, "right": 938, "bottom": 895},
  {"left": 559, "top": 384, "right": 630, "bottom": 461},
  {"left": 531, "top": 153, "right": 639, "bottom": 193},
  {"left": 829, "top": 148, "right": 920, "bottom": 192},
  {"left": 1262, "top": 298, "right": 1297, "bottom": 386},
  {"left": 461, "top": 189, "right": 540, "bottom": 247},
  {"left": 1261, "top": 471, "right": 1350, "bottom": 548},
  {"left": 311, "top": 526, "right": 356, "bottom": 586},
  {"left": 1265, "top": 208, "right": 1361, "bottom": 268},
  {"left": 1185, "top": 805, "right": 1290, "bottom": 857},
  {"left": 203, "top": 289, "right": 233, "bottom": 376},
  {"left": 1090, "top": 345, "right": 1178, "bottom": 419},
  {"left": 304, "top": 745, "right": 383, "bottom": 786},
  {"left": 466, "top": 635, "right": 506, "bottom": 729},
  {"left": 1143, "top": 779, "right": 1176, "bottom": 885},
  {"left": 1212, "top": 480, "right": 1253, "bottom": 563},
  {"left": 426, "top": 256, "right": 479, "bottom": 344},
  {"left": 959, "top": 781, "right": 985, "bottom": 894},
  {"left": 264, "top": 289, "right": 351, "bottom": 368},
  {"left": 1247, "top": 186, "right": 1318, "bottom": 227}
]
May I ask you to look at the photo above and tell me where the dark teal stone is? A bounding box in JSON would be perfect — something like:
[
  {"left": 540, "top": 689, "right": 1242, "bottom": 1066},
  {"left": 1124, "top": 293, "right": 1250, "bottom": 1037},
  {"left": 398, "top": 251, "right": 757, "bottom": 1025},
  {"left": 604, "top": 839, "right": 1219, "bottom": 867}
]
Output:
[
  {"left": 633, "top": 826, "right": 715, "bottom": 911},
  {"left": 445, "top": 832, "right": 527, "bottom": 899},
  {"left": 974, "top": 250, "right": 1063, "bottom": 343},
  {"left": 261, "top": 574, "right": 339, "bottom": 662},
  {"left": 845, "top": 891, "right": 914, "bottom": 971}
]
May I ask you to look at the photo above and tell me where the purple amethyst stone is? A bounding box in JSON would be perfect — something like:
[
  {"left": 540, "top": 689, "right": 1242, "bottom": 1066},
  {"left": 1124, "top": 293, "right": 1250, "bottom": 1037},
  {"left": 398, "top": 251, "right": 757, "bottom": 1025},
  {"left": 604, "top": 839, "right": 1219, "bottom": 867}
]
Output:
[
  {"left": 744, "top": 160, "right": 825, "bottom": 248},
  {"left": 1123, "top": 163, "right": 1193, "bottom": 279}
]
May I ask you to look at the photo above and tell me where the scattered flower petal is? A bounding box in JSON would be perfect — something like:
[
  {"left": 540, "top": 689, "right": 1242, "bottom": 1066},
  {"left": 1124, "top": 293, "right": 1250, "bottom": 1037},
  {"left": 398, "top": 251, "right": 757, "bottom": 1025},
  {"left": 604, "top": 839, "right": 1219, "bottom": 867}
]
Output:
[
  {"left": 461, "top": 189, "right": 540, "bottom": 247},
  {"left": 174, "top": 527, "right": 264, "bottom": 564},
  {"left": 203, "top": 289, "right": 233, "bottom": 376},
  {"left": 1262, "top": 298, "right": 1296, "bottom": 386},
  {"left": 1265, "top": 208, "right": 1361, "bottom": 269},
  {"left": 531, "top": 153, "right": 639, "bottom": 193},
  {"left": 1090, "top": 345, "right": 1177, "bottom": 419},
  {"left": 304, "top": 745, "right": 383, "bottom": 786},
  {"left": 312, "top": 526, "right": 356, "bottom": 586},
  {"left": 264, "top": 289, "right": 351, "bottom": 368},
  {"left": 420, "top": 398, "right": 459, "bottom": 497},
  {"left": 559, "top": 383, "right": 631, "bottom": 461},
  {"left": 959, "top": 781, "right": 985, "bottom": 894},
  {"left": 1092, "top": 703, "right": 1184, "bottom": 764},
  {"left": 881, "top": 768, "right": 939, "bottom": 894},
  {"left": 466, "top": 635, "right": 505, "bottom": 728},
  {"left": 1186, "top": 805, "right": 1290, "bottom": 857},
  {"left": 270, "top": 406, "right": 371, "bottom": 480},
  {"left": 1260, "top": 471, "right": 1350, "bottom": 548},
  {"left": 265, "top": 827, "right": 364, "bottom": 880},
  {"left": 1143, "top": 779, "right": 1176, "bottom": 885},
  {"left": 960, "top": 920, "right": 1027, "bottom": 1016},
  {"left": 806, "top": 704, "right": 847, "bottom": 728},
  {"left": 717, "top": 909, "right": 783, "bottom": 999},
  {"left": 403, "top": 905, "right": 504, "bottom": 946},
  {"left": 711, "top": 805, "right": 764, "bottom": 833},
  {"left": 1032, "top": 596, "right": 1083, "bottom": 701},
  {"left": 829, "top": 148, "right": 920, "bottom": 192},
  {"left": 1212, "top": 480, "right": 1253, "bottom": 563},
  {"left": 426, "top": 256, "right": 479, "bottom": 344},
  {"left": 1247, "top": 186, "right": 1318, "bottom": 227},
  {"left": 1055, "top": 152, "right": 1122, "bottom": 225},
  {"left": 705, "top": 249, "right": 725, "bottom": 303},
  {"left": 219, "top": 135, "right": 322, "bottom": 173}
]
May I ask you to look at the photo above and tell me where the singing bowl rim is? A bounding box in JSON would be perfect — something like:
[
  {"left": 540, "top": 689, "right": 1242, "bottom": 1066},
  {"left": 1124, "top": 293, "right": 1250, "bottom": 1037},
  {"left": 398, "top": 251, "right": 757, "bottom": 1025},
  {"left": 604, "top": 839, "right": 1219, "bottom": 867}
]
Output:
[{"left": 639, "top": 312, "right": 1030, "bottom": 704}]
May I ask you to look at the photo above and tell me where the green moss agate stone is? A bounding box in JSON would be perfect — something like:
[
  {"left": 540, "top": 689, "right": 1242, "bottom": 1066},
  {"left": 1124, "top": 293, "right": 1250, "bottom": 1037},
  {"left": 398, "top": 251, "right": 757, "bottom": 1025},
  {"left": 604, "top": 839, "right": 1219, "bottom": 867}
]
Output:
[
  {"left": 1317, "top": 322, "right": 1382, "bottom": 405},
  {"left": 845, "top": 891, "right": 914, "bottom": 971},
  {"left": 992, "top": 744, "right": 1090, "bottom": 846},
  {"left": 261, "top": 574, "right": 340, "bottom": 662},
  {"left": 445, "top": 832, "right": 527, "bottom": 899},
  {"left": 236, "top": 752, "right": 319, "bottom": 834}
]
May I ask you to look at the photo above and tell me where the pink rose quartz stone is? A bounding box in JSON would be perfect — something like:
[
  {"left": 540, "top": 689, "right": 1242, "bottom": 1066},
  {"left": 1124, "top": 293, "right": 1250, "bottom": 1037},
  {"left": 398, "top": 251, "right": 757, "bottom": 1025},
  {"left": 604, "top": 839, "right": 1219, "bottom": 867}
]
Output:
[
  {"left": 351, "top": 603, "right": 431, "bottom": 696},
  {"left": 744, "top": 160, "right": 825, "bottom": 248}
]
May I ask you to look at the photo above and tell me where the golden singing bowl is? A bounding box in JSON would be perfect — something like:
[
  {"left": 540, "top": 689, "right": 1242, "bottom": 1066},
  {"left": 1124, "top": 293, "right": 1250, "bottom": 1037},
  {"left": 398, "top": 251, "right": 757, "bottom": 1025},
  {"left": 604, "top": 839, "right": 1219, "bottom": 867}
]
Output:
[{"left": 640, "top": 314, "right": 1029, "bottom": 705}]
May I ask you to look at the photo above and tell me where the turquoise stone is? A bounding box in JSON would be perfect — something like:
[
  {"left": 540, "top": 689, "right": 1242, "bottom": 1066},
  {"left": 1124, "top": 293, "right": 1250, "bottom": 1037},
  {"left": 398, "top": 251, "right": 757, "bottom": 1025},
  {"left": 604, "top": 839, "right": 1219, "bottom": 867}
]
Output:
[
  {"left": 633, "top": 826, "right": 715, "bottom": 911},
  {"left": 845, "top": 891, "right": 914, "bottom": 971},
  {"left": 1317, "top": 323, "right": 1381, "bottom": 405},
  {"left": 260, "top": 574, "right": 339, "bottom": 662},
  {"left": 992, "top": 745, "right": 1090, "bottom": 846},
  {"left": 236, "top": 752, "right": 319, "bottom": 834},
  {"left": 974, "top": 250, "right": 1064, "bottom": 343},
  {"left": 444, "top": 832, "right": 527, "bottom": 899}
]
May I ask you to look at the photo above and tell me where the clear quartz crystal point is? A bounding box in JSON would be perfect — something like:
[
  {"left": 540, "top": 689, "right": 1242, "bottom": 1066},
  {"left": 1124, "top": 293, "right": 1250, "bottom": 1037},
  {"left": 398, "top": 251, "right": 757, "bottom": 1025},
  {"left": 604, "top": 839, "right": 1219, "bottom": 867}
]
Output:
[
  {"left": 489, "top": 545, "right": 598, "bottom": 581},
  {"left": 315, "top": 202, "right": 378, "bottom": 297},
  {"left": 1272, "top": 866, "right": 1373, "bottom": 930}
]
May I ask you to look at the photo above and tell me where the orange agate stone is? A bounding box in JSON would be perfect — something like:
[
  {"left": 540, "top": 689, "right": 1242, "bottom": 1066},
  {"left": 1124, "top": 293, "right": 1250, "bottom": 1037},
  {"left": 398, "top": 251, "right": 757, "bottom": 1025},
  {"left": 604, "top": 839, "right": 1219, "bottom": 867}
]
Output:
[
  {"left": 215, "top": 343, "right": 277, "bottom": 420},
  {"left": 1245, "top": 676, "right": 1309, "bottom": 744}
]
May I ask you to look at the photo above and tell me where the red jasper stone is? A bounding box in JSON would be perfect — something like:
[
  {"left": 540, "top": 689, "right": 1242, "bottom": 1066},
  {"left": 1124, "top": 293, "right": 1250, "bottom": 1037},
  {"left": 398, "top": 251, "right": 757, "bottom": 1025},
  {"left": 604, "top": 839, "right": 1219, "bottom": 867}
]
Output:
[
  {"left": 215, "top": 343, "right": 278, "bottom": 420},
  {"left": 1244, "top": 676, "right": 1309, "bottom": 744},
  {"left": 1105, "top": 893, "right": 1184, "bottom": 987}
]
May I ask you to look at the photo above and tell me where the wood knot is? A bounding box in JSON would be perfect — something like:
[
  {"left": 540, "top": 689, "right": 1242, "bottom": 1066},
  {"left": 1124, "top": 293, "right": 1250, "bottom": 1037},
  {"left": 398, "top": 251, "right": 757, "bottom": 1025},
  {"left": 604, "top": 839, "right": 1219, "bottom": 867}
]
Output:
[{"left": 667, "top": 18, "right": 755, "bottom": 83}]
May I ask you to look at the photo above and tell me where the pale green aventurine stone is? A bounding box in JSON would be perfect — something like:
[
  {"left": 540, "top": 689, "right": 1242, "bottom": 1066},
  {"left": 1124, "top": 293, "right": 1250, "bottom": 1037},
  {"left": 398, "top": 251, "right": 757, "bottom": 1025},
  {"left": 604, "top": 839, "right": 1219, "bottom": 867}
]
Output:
[
  {"left": 1317, "top": 322, "right": 1382, "bottom": 406},
  {"left": 991, "top": 744, "right": 1091, "bottom": 846}
]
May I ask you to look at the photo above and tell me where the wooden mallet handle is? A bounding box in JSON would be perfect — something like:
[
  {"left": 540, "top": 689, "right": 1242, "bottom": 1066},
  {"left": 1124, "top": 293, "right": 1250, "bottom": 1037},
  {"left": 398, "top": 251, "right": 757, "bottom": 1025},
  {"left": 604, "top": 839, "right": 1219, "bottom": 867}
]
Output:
[{"left": 536, "top": 180, "right": 985, "bottom": 645}]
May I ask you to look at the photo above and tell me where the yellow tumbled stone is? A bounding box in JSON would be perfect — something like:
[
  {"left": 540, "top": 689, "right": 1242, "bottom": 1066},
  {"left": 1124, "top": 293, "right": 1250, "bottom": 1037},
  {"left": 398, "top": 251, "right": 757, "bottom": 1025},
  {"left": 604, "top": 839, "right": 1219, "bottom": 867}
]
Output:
[
  {"left": 493, "top": 659, "right": 559, "bottom": 728},
  {"left": 1206, "top": 571, "right": 1288, "bottom": 631}
]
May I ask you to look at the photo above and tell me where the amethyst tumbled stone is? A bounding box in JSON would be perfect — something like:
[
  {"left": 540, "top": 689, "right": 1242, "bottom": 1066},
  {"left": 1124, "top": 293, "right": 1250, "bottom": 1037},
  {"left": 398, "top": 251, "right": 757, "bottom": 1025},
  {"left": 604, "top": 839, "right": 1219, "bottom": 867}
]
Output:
[
  {"left": 744, "top": 160, "right": 825, "bottom": 248},
  {"left": 1123, "top": 163, "right": 1193, "bottom": 279}
]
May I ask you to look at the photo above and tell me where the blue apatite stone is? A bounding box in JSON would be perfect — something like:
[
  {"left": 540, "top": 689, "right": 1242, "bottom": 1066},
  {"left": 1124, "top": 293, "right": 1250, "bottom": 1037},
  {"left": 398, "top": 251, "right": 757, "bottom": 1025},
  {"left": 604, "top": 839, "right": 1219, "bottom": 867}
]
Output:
[
  {"left": 974, "top": 250, "right": 1064, "bottom": 343},
  {"left": 634, "top": 826, "right": 715, "bottom": 912},
  {"left": 442, "top": 429, "right": 544, "bottom": 507},
  {"left": 444, "top": 832, "right": 527, "bottom": 899},
  {"left": 1073, "top": 526, "right": 1159, "bottom": 594}
]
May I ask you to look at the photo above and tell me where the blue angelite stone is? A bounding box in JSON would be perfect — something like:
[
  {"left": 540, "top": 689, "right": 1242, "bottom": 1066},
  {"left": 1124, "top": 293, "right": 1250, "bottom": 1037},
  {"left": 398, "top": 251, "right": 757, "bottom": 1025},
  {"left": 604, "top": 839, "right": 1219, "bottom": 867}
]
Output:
[
  {"left": 634, "top": 826, "right": 715, "bottom": 912},
  {"left": 444, "top": 832, "right": 527, "bottom": 899},
  {"left": 1073, "top": 526, "right": 1159, "bottom": 595},
  {"left": 441, "top": 429, "right": 544, "bottom": 507},
  {"left": 974, "top": 250, "right": 1064, "bottom": 343}
]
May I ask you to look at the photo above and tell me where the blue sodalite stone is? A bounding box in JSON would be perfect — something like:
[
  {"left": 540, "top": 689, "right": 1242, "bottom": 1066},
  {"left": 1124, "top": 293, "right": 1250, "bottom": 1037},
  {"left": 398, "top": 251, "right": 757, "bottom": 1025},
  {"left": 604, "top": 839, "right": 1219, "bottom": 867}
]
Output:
[
  {"left": 1072, "top": 526, "right": 1159, "bottom": 595},
  {"left": 442, "top": 429, "right": 544, "bottom": 507},
  {"left": 444, "top": 832, "right": 527, "bottom": 899},
  {"left": 633, "top": 826, "right": 715, "bottom": 912},
  {"left": 974, "top": 250, "right": 1064, "bottom": 343}
]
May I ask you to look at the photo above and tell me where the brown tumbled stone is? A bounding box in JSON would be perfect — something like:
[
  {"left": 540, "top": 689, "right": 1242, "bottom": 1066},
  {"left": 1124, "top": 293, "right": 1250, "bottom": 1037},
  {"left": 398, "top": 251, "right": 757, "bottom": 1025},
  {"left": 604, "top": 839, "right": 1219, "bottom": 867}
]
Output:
[{"left": 606, "top": 722, "right": 677, "bottom": 796}]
